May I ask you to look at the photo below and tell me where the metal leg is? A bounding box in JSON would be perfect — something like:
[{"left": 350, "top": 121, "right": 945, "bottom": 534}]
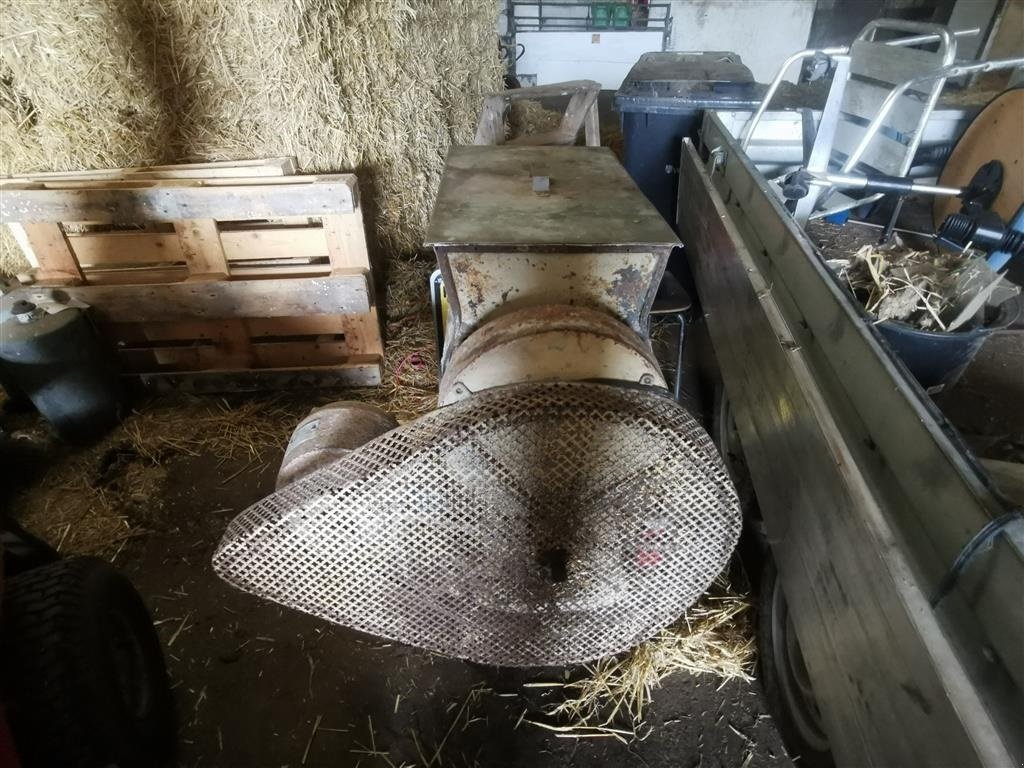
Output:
[
  {"left": 879, "top": 195, "right": 905, "bottom": 245},
  {"left": 674, "top": 312, "right": 686, "bottom": 403}
]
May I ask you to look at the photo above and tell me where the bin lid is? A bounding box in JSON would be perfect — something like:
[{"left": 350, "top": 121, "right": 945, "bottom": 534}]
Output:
[{"left": 615, "top": 52, "right": 765, "bottom": 113}]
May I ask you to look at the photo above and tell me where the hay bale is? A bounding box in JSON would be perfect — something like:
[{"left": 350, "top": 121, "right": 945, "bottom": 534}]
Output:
[{"left": 0, "top": 0, "right": 503, "bottom": 275}]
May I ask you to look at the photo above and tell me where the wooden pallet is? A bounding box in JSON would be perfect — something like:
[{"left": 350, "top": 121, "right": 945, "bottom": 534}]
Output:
[{"left": 1, "top": 160, "right": 384, "bottom": 389}]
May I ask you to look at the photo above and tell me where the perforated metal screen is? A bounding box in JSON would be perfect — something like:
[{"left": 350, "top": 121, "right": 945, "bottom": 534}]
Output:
[{"left": 214, "top": 382, "right": 741, "bottom": 666}]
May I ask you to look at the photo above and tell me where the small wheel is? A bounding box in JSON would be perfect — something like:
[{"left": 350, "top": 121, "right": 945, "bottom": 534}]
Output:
[
  {"left": 758, "top": 557, "right": 833, "bottom": 768},
  {"left": 1, "top": 556, "right": 176, "bottom": 768}
]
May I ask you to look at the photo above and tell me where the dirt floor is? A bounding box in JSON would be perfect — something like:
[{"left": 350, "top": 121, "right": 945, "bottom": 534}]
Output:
[
  {"left": 1, "top": 391, "right": 792, "bottom": 768},
  {"left": 0, "top": 248, "right": 794, "bottom": 768}
]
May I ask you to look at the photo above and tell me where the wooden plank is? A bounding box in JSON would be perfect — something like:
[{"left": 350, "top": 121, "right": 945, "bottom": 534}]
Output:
[
  {"left": 841, "top": 77, "right": 928, "bottom": 137},
  {"left": 850, "top": 39, "right": 943, "bottom": 91},
  {"left": 322, "top": 211, "right": 370, "bottom": 271},
  {"left": 81, "top": 267, "right": 188, "bottom": 285},
  {"left": 133, "top": 359, "right": 383, "bottom": 393},
  {"left": 174, "top": 219, "right": 229, "bottom": 278},
  {"left": 7, "top": 157, "right": 297, "bottom": 182},
  {"left": 20, "top": 223, "right": 84, "bottom": 284},
  {"left": 341, "top": 307, "right": 384, "bottom": 357},
  {"left": 833, "top": 119, "right": 909, "bottom": 174},
  {"left": 66, "top": 225, "right": 330, "bottom": 268},
  {"left": 0, "top": 175, "right": 357, "bottom": 223},
  {"left": 678, "top": 137, "right": 1011, "bottom": 768},
  {"left": 221, "top": 225, "right": 327, "bottom": 262},
  {"left": 9, "top": 272, "right": 369, "bottom": 322},
  {"left": 68, "top": 231, "right": 181, "bottom": 266}
]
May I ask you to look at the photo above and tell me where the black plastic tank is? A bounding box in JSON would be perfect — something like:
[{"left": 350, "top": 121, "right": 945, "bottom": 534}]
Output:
[{"left": 0, "top": 300, "right": 126, "bottom": 441}]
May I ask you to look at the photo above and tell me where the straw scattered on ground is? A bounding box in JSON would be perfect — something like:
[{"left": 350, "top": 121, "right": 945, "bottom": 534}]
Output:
[
  {"left": 10, "top": 395, "right": 308, "bottom": 556},
  {"left": 526, "top": 579, "right": 755, "bottom": 743},
  {"left": 0, "top": 0, "right": 503, "bottom": 275}
]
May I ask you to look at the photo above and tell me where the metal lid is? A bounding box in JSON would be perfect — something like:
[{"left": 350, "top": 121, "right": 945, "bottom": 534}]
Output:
[{"left": 425, "top": 146, "right": 679, "bottom": 248}]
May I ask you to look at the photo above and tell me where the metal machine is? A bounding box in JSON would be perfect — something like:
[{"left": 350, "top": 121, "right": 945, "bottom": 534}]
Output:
[{"left": 213, "top": 145, "right": 742, "bottom": 667}]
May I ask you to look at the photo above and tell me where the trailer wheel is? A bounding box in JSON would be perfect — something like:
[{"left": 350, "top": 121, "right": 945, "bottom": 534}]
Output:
[
  {"left": 759, "top": 557, "right": 833, "bottom": 768},
  {"left": 1, "top": 556, "right": 176, "bottom": 768}
]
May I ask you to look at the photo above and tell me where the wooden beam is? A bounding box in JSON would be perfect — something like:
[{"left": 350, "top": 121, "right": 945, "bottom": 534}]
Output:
[
  {"left": 5, "top": 157, "right": 298, "bottom": 182},
  {"left": 323, "top": 210, "right": 370, "bottom": 271},
  {"left": 175, "top": 219, "right": 229, "bottom": 278},
  {"left": 20, "top": 223, "right": 84, "bottom": 284},
  {"left": 7, "top": 271, "right": 369, "bottom": 322},
  {"left": 133, "top": 359, "right": 383, "bottom": 392},
  {"left": 0, "top": 175, "right": 358, "bottom": 223},
  {"left": 66, "top": 225, "right": 331, "bottom": 269}
]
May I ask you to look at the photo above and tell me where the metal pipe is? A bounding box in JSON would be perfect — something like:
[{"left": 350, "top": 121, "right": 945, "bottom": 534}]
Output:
[
  {"left": 740, "top": 47, "right": 849, "bottom": 151},
  {"left": 811, "top": 172, "right": 962, "bottom": 197},
  {"left": 885, "top": 27, "right": 980, "bottom": 47}
]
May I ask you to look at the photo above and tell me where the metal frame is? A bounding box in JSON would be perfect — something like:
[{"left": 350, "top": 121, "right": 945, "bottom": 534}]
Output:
[
  {"left": 682, "top": 111, "right": 1023, "bottom": 765},
  {"left": 740, "top": 21, "right": 977, "bottom": 224},
  {"left": 510, "top": 1, "right": 672, "bottom": 50}
]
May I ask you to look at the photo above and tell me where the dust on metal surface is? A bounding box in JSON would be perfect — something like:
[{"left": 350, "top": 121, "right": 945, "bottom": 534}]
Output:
[
  {"left": 445, "top": 250, "right": 659, "bottom": 334},
  {"left": 424, "top": 146, "right": 680, "bottom": 247},
  {"left": 214, "top": 381, "right": 740, "bottom": 667},
  {"left": 438, "top": 305, "right": 665, "bottom": 404}
]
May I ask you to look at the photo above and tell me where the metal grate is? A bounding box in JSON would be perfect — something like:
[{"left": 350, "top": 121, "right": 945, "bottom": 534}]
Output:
[{"left": 214, "top": 382, "right": 740, "bottom": 666}]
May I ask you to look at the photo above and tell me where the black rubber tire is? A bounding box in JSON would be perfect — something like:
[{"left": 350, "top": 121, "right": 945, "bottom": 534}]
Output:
[
  {"left": 758, "top": 557, "right": 834, "bottom": 768},
  {"left": 1, "top": 556, "right": 176, "bottom": 768}
]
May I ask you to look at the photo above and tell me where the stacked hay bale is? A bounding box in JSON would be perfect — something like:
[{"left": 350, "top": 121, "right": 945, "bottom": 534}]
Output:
[{"left": 0, "top": 0, "right": 503, "bottom": 275}]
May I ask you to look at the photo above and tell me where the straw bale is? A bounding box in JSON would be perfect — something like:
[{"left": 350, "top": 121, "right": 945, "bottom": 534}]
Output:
[{"left": 0, "top": 0, "right": 503, "bottom": 275}]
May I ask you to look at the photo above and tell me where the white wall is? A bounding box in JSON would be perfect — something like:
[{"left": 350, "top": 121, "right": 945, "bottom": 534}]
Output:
[
  {"left": 517, "top": 30, "right": 668, "bottom": 88},
  {"left": 667, "top": 0, "right": 815, "bottom": 81}
]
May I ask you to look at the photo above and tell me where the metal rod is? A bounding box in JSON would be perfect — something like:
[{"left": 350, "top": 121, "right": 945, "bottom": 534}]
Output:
[
  {"left": 812, "top": 172, "right": 962, "bottom": 197},
  {"left": 740, "top": 47, "right": 849, "bottom": 151},
  {"left": 884, "top": 28, "right": 980, "bottom": 47}
]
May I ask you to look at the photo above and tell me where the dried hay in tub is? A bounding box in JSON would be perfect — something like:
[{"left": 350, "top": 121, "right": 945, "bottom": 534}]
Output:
[{"left": 0, "top": 0, "right": 503, "bottom": 275}]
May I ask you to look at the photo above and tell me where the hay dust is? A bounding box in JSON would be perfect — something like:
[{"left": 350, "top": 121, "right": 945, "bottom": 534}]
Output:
[
  {"left": 829, "top": 240, "right": 1012, "bottom": 331},
  {"left": 8, "top": 395, "right": 309, "bottom": 557},
  {"left": 0, "top": 0, "right": 503, "bottom": 275},
  {"left": 525, "top": 579, "right": 755, "bottom": 742}
]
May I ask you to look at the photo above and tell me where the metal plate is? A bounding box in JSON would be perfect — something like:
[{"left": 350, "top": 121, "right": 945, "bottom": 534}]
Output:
[{"left": 214, "top": 382, "right": 740, "bottom": 666}]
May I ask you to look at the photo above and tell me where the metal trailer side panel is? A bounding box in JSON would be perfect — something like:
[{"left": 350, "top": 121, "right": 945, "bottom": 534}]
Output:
[{"left": 677, "top": 136, "right": 1018, "bottom": 766}]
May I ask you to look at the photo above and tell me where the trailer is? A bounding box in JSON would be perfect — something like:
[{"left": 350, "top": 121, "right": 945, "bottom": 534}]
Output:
[{"left": 678, "top": 107, "right": 1023, "bottom": 766}]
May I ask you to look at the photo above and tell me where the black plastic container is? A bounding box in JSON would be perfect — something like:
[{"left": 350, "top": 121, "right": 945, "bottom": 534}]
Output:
[
  {"left": 877, "top": 298, "right": 1020, "bottom": 390},
  {"left": 0, "top": 301, "right": 126, "bottom": 441},
  {"left": 615, "top": 52, "right": 764, "bottom": 229}
]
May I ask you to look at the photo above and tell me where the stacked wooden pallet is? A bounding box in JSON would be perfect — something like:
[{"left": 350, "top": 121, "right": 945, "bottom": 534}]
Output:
[{"left": 0, "top": 158, "right": 383, "bottom": 391}]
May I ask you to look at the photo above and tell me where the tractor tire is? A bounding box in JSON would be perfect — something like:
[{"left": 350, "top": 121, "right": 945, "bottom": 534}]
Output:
[{"left": 1, "top": 556, "right": 176, "bottom": 768}]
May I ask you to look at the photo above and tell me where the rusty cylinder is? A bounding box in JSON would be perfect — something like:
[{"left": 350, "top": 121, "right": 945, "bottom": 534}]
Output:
[{"left": 276, "top": 401, "right": 398, "bottom": 489}]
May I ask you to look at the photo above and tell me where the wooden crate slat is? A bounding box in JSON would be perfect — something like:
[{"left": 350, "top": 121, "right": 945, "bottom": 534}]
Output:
[
  {"left": 1, "top": 175, "right": 357, "bottom": 224},
  {"left": 323, "top": 208, "right": 370, "bottom": 271},
  {"left": 6, "top": 157, "right": 297, "bottom": 182},
  {"left": 134, "top": 360, "right": 383, "bottom": 393},
  {"left": 65, "top": 224, "right": 332, "bottom": 270},
  {"left": 103, "top": 313, "right": 367, "bottom": 352},
  {"left": 20, "top": 223, "right": 84, "bottom": 284},
  {"left": 68, "top": 231, "right": 181, "bottom": 266},
  {"left": 174, "top": 219, "right": 229, "bottom": 278},
  {"left": 9, "top": 272, "right": 369, "bottom": 323}
]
